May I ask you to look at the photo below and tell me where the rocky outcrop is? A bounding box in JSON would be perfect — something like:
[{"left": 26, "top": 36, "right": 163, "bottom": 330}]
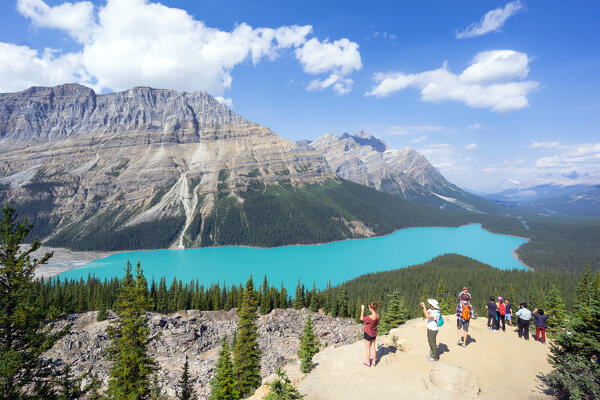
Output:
[
  {"left": 45, "top": 308, "right": 361, "bottom": 399},
  {"left": 310, "top": 131, "right": 493, "bottom": 212}
]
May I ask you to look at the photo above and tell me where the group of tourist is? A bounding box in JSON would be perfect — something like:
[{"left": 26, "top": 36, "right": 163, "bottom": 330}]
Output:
[{"left": 359, "top": 286, "right": 551, "bottom": 366}]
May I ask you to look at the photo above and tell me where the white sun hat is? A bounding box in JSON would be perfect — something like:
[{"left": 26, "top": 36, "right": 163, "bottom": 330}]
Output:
[{"left": 427, "top": 299, "right": 439, "bottom": 309}]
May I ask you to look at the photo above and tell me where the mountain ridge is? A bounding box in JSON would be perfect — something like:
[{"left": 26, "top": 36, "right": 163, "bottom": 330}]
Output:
[{"left": 0, "top": 84, "right": 489, "bottom": 251}]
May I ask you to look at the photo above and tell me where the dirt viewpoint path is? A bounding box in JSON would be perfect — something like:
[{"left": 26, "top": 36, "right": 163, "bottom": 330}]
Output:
[{"left": 292, "top": 315, "right": 553, "bottom": 400}]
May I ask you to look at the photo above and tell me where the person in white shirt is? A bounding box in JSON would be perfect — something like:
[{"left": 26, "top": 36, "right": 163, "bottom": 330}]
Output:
[
  {"left": 420, "top": 299, "right": 441, "bottom": 361},
  {"left": 516, "top": 302, "right": 533, "bottom": 340}
]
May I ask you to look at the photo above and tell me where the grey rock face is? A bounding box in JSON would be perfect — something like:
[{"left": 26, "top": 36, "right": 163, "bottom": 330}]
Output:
[
  {"left": 45, "top": 309, "right": 361, "bottom": 399},
  {"left": 310, "top": 131, "right": 485, "bottom": 211},
  {"left": 0, "top": 84, "right": 334, "bottom": 248}
]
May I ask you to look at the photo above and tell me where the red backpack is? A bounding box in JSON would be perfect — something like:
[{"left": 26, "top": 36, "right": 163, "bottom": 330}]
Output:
[{"left": 499, "top": 302, "right": 506, "bottom": 316}]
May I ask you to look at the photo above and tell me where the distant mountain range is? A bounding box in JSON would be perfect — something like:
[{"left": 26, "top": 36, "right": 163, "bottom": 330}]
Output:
[
  {"left": 307, "top": 131, "right": 501, "bottom": 213},
  {"left": 485, "top": 181, "right": 600, "bottom": 217},
  {"left": 0, "top": 84, "right": 489, "bottom": 251}
]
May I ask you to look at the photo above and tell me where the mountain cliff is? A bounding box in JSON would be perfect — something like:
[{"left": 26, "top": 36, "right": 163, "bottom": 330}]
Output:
[
  {"left": 0, "top": 84, "right": 472, "bottom": 250},
  {"left": 309, "top": 131, "right": 497, "bottom": 212}
]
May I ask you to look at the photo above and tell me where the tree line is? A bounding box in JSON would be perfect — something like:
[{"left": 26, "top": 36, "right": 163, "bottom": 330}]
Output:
[{"left": 2, "top": 203, "right": 599, "bottom": 399}]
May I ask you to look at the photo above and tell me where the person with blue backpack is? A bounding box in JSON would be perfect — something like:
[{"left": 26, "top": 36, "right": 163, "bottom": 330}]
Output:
[
  {"left": 456, "top": 298, "right": 474, "bottom": 347},
  {"left": 420, "top": 299, "right": 443, "bottom": 361}
]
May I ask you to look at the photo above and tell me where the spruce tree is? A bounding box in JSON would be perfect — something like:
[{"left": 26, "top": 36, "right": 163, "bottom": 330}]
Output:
[
  {"left": 298, "top": 316, "right": 320, "bottom": 373},
  {"left": 150, "top": 373, "right": 165, "bottom": 400},
  {"left": 294, "top": 280, "right": 304, "bottom": 310},
  {"left": 544, "top": 268, "right": 600, "bottom": 398},
  {"left": 209, "top": 337, "right": 238, "bottom": 400},
  {"left": 544, "top": 286, "right": 567, "bottom": 333},
  {"left": 233, "top": 276, "right": 261, "bottom": 397},
  {"left": 106, "top": 261, "right": 156, "bottom": 399},
  {"left": 264, "top": 367, "right": 304, "bottom": 400},
  {"left": 55, "top": 365, "right": 101, "bottom": 400},
  {"left": 0, "top": 204, "right": 63, "bottom": 398},
  {"left": 260, "top": 275, "right": 271, "bottom": 315},
  {"left": 279, "top": 282, "right": 288, "bottom": 309},
  {"left": 337, "top": 287, "right": 349, "bottom": 318},
  {"left": 379, "top": 291, "right": 409, "bottom": 335},
  {"left": 177, "top": 355, "right": 197, "bottom": 400}
]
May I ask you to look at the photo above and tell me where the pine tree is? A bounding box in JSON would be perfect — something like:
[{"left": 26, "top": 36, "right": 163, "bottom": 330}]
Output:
[
  {"left": 420, "top": 285, "right": 430, "bottom": 305},
  {"left": 55, "top": 365, "right": 101, "bottom": 400},
  {"left": 233, "top": 276, "right": 262, "bottom": 397},
  {"left": 543, "top": 268, "right": 600, "bottom": 398},
  {"left": 294, "top": 280, "right": 304, "bottom": 310},
  {"left": 106, "top": 261, "right": 157, "bottom": 399},
  {"left": 0, "top": 204, "right": 63, "bottom": 398},
  {"left": 260, "top": 275, "right": 271, "bottom": 315},
  {"left": 298, "top": 316, "right": 320, "bottom": 373},
  {"left": 308, "top": 282, "right": 318, "bottom": 313},
  {"left": 337, "top": 287, "right": 349, "bottom": 318},
  {"left": 209, "top": 337, "right": 239, "bottom": 400},
  {"left": 97, "top": 306, "right": 108, "bottom": 322},
  {"left": 279, "top": 282, "right": 288, "bottom": 309},
  {"left": 264, "top": 367, "right": 305, "bottom": 400},
  {"left": 379, "top": 291, "right": 409, "bottom": 335},
  {"left": 544, "top": 286, "right": 567, "bottom": 333},
  {"left": 150, "top": 373, "right": 165, "bottom": 400},
  {"left": 177, "top": 355, "right": 197, "bottom": 400},
  {"left": 435, "top": 279, "right": 453, "bottom": 314}
]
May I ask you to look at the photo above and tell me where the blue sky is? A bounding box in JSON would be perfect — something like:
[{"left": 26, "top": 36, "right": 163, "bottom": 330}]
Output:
[{"left": 1, "top": 0, "right": 599, "bottom": 191}]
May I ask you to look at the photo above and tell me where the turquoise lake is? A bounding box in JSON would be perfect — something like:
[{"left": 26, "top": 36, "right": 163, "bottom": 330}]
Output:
[{"left": 60, "top": 224, "right": 528, "bottom": 290}]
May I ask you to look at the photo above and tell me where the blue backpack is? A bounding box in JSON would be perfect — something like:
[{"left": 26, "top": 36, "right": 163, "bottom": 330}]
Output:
[{"left": 437, "top": 311, "right": 444, "bottom": 327}]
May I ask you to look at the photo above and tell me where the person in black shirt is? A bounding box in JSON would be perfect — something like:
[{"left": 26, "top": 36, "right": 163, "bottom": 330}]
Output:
[{"left": 486, "top": 296, "right": 498, "bottom": 331}]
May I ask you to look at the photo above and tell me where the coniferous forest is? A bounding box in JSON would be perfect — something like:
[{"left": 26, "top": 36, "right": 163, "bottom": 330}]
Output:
[{"left": 2, "top": 204, "right": 600, "bottom": 398}]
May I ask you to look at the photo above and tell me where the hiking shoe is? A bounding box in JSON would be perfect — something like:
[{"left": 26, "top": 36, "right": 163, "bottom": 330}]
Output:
[
  {"left": 426, "top": 356, "right": 435, "bottom": 361},
  {"left": 460, "top": 342, "right": 467, "bottom": 347},
  {"left": 457, "top": 339, "right": 463, "bottom": 345}
]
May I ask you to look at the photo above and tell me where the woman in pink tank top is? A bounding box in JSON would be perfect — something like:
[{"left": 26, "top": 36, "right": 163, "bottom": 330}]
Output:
[{"left": 360, "top": 302, "right": 379, "bottom": 367}]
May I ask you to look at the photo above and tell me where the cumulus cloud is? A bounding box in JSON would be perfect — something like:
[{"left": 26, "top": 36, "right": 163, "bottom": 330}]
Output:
[
  {"left": 468, "top": 123, "right": 484, "bottom": 130},
  {"left": 465, "top": 143, "right": 479, "bottom": 150},
  {"left": 4, "top": 0, "right": 360, "bottom": 96},
  {"left": 456, "top": 1, "right": 523, "bottom": 39},
  {"left": 296, "top": 37, "right": 362, "bottom": 95},
  {"left": 17, "top": 0, "right": 96, "bottom": 42},
  {"left": 366, "top": 50, "right": 538, "bottom": 112},
  {"left": 0, "top": 43, "right": 93, "bottom": 92}
]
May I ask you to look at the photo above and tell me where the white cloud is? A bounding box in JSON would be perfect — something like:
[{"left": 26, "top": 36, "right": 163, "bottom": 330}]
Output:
[
  {"left": 17, "top": 0, "right": 96, "bottom": 42},
  {"left": 465, "top": 143, "right": 479, "bottom": 150},
  {"left": 412, "top": 135, "right": 427, "bottom": 143},
  {"left": 296, "top": 37, "right": 362, "bottom": 94},
  {"left": 0, "top": 43, "right": 93, "bottom": 92},
  {"left": 468, "top": 123, "right": 483, "bottom": 130},
  {"left": 385, "top": 125, "right": 444, "bottom": 135},
  {"left": 215, "top": 96, "right": 233, "bottom": 108},
  {"left": 530, "top": 141, "right": 563, "bottom": 149},
  {"left": 366, "top": 49, "right": 538, "bottom": 113},
  {"left": 456, "top": 1, "right": 523, "bottom": 39},
  {"left": 533, "top": 141, "right": 600, "bottom": 168},
  {"left": 6, "top": 0, "right": 360, "bottom": 97}
]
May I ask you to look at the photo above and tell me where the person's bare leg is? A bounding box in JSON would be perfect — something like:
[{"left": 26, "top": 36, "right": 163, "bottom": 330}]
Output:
[
  {"left": 370, "top": 340, "right": 377, "bottom": 366},
  {"left": 364, "top": 340, "right": 371, "bottom": 365},
  {"left": 463, "top": 330, "right": 468, "bottom": 344}
]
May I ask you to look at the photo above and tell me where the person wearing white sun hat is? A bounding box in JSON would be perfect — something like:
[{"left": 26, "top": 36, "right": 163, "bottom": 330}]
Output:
[{"left": 420, "top": 298, "right": 442, "bottom": 361}]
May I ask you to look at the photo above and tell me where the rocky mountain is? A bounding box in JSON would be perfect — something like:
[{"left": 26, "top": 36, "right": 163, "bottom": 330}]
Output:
[
  {"left": 45, "top": 308, "right": 360, "bottom": 399},
  {"left": 0, "top": 84, "right": 473, "bottom": 251},
  {"left": 309, "top": 131, "right": 498, "bottom": 213},
  {"left": 486, "top": 183, "right": 600, "bottom": 217}
]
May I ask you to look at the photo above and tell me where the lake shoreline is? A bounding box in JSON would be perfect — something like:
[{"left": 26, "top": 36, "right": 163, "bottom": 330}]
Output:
[{"left": 36, "top": 222, "right": 530, "bottom": 279}]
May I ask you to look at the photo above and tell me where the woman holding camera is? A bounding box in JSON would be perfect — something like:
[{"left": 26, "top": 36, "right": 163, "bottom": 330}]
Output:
[{"left": 360, "top": 302, "right": 379, "bottom": 367}]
